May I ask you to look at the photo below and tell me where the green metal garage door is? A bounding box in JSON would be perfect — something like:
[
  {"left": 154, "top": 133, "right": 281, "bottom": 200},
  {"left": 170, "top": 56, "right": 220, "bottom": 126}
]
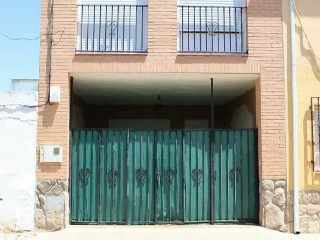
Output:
[{"left": 71, "top": 129, "right": 258, "bottom": 224}]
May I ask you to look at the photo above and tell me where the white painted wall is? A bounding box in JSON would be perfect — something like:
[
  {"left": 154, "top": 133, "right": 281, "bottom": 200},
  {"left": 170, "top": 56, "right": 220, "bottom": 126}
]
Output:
[
  {"left": 0, "top": 92, "right": 38, "bottom": 231},
  {"left": 230, "top": 104, "right": 253, "bottom": 129}
]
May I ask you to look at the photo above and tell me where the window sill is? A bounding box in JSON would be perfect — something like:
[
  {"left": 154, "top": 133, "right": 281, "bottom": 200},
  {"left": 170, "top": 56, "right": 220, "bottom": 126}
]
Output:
[
  {"left": 75, "top": 51, "right": 148, "bottom": 56},
  {"left": 177, "top": 52, "right": 248, "bottom": 57}
]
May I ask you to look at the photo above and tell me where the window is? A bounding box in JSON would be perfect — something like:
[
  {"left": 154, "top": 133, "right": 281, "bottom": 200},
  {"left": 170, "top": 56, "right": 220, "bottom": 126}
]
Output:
[
  {"left": 177, "top": 0, "right": 247, "bottom": 53},
  {"left": 311, "top": 98, "right": 320, "bottom": 172},
  {"left": 77, "top": 0, "right": 148, "bottom": 52}
]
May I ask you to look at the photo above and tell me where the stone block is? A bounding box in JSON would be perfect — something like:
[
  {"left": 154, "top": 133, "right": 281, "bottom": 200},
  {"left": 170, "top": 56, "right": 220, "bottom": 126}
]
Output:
[
  {"left": 274, "top": 181, "right": 286, "bottom": 188},
  {"left": 264, "top": 203, "right": 285, "bottom": 230},
  {"left": 46, "top": 210, "right": 64, "bottom": 231},
  {"left": 307, "top": 204, "right": 320, "bottom": 216},
  {"left": 310, "top": 193, "right": 320, "bottom": 204},
  {"left": 272, "top": 187, "right": 286, "bottom": 209},
  {"left": 37, "top": 180, "right": 52, "bottom": 194},
  {"left": 299, "top": 205, "right": 307, "bottom": 215},
  {"left": 261, "top": 180, "right": 274, "bottom": 192},
  {"left": 308, "top": 220, "right": 320, "bottom": 234},
  {"left": 260, "top": 190, "right": 273, "bottom": 206},
  {"left": 35, "top": 209, "right": 45, "bottom": 230}
]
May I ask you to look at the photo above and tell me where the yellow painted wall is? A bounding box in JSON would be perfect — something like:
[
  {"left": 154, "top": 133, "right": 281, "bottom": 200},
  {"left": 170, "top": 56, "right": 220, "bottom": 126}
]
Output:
[{"left": 283, "top": 0, "right": 320, "bottom": 190}]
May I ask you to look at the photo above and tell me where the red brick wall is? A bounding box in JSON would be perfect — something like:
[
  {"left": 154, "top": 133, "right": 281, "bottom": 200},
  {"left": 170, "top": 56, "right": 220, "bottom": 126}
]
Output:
[{"left": 37, "top": 0, "right": 285, "bottom": 180}]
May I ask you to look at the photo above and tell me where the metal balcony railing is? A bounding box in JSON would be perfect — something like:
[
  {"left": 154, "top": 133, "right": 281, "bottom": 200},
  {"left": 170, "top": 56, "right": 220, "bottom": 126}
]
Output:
[
  {"left": 77, "top": 5, "right": 148, "bottom": 53},
  {"left": 178, "top": 6, "right": 247, "bottom": 54}
]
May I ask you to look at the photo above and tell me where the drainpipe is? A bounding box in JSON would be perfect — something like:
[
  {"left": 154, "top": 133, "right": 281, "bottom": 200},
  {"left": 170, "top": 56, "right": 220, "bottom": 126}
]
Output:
[{"left": 290, "top": 0, "right": 300, "bottom": 234}]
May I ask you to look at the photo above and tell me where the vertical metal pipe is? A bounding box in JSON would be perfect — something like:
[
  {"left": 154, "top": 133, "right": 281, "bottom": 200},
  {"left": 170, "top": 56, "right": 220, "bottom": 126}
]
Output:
[
  {"left": 125, "top": 130, "right": 130, "bottom": 224},
  {"left": 182, "top": 130, "right": 186, "bottom": 223},
  {"left": 175, "top": 131, "right": 179, "bottom": 222},
  {"left": 246, "top": 130, "right": 250, "bottom": 219},
  {"left": 99, "top": 5, "right": 101, "bottom": 51},
  {"left": 217, "top": 7, "right": 219, "bottom": 52},
  {"left": 189, "top": 132, "right": 192, "bottom": 221},
  {"left": 76, "top": 131, "right": 81, "bottom": 222},
  {"left": 139, "top": 134, "right": 143, "bottom": 222},
  {"left": 188, "top": 6, "right": 190, "bottom": 51},
  {"left": 118, "top": 132, "right": 123, "bottom": 222},
  {"left": 161, "top": 133, "right": 165, "bottom": 222},
  {"left": 154, "top": 131, "right": 158, "bottom": 224},
  {"left": 69, "top": 77, "right": 74, "bottom": 223},
  {"left": 83, "top": 131, "right": 87, "bottom": 221},
  {"left": 122, "top": 6, "right": 125, "bottom": 51},
  {"left": 111, "top": 133, "right": 115, "bottom": 222},
  {"left": 146, "top": 132, "right": 150, "bottom": 223},
  {"left": 220, "top": 132, "right": 223, "bottom": 219},
  {"left": 80, "top": 6, "right": 83, "bottom": 51},
  {"left": 205, "top": 7, "right": 207, "bottom": 52},
  {"left": 229, "top": 7, "right": 231, "bottom": 52},
  {"left": 135, "top": 5, "right": 138, "bottom": 51},
  {"left": 196, "top": 131, "right": 199, "bottom": 221},
  {"left": 93, "top": 5, "right": 96, "bottom": 51},
  {"left": 240, "top": 8, "right": 243, "bottom": 53},
  {"left": 133, "top": 133, "right": 136, "bottom": 222},
  {"left": 97, "top": 131, "right": 102, "bottom": 224},
  {"left": 116, "top": 5, "right": 119, "bottom": 51},
  {"left": 129, "top": 6, "right": 131, "bottom": 52},
  {"left": 182, "top": 7, "right": 184, "bottom": 51},
  {"left": 235, "top": 7, "right": 237, "bottom": 52},
  {"left": 168, "top": 132, "right": 171, "bottom": 222},
  {"left": 290, "top": 0, "right": 300, "bottom": 234},
  {"left": 223, "top": 7, "right": 225, "bottom": 52},
  {"left": 141, "top": 6, "right": 144, "bottom": 52},
  {"left": 210, "top": 78, "right": 215, "bottom": 223},
  {"left": 233, "top": 130, "right": 237, "bottom": 220},
  {"left": 110, "top": 5, "right": 114, "bottom": 51},
  {"left": 226, "top": 131, "right": 229, "bottom": 220},
  {"left": 105, "top": 5, "right": 108, "bottom": 51},
  {"left": 193, "top": 6, "right": 196, "bottom": 51},
  {"left": 202, "top": 131, "right": 205, "bottom": 220},
  {"left": 86, "top": 5, "right": 89, "bottom": 51},
  {"left": 240, "top": 130, "right": 243, "bottom": 218},
  {"left": 200, "top": 7, "right": 202, "bottom": 52}
]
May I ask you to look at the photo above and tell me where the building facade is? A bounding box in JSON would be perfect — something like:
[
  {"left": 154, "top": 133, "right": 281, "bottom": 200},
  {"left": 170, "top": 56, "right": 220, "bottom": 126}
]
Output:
[
  {"left": 0, "top": 88, "right": 38, "bottom": 231},
  {"left": 36, "top": 0, "right": 287, "bottom": 232},
  {"left": 283, "top": 0, "right": 320, "bottom": 234}
]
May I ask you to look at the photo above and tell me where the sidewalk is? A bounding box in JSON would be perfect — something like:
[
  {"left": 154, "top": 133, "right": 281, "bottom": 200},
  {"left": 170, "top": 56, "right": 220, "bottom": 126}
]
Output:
[{"left": 1, "top": 225, "right": 320, "bottom": 240}]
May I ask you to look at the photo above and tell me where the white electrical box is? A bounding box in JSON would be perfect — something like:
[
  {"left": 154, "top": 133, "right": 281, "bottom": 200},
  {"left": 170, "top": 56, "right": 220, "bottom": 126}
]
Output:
[
  {"left": 40, "top": 145, "right": 63, "bottom": 163},
  {"left": 49, "top": 86, "right": 61, "bottom": 103}
]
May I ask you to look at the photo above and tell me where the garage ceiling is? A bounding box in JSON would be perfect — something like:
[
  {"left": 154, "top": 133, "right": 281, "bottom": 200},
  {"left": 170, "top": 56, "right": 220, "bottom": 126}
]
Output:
[{"left": 72, "top": 73, "right": 259, "bottom": 105}]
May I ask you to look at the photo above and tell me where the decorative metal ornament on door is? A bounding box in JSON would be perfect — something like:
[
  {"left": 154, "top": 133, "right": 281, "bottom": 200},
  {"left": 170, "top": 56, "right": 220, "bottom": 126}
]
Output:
[
  {"left": 164, "top": 168, "right": 177, "bottom": 185},
  {"left": 79, "top": 168, "right": 91, "bottom": 186},
  {"left": 136, "top": 168, "right": 148, "bottom": 187},
  {"left": 107, "top": 169, "right": 118, "bottom": 187},
  {"left": 192, "top": 168, "right": 204, "bottom": 186}
]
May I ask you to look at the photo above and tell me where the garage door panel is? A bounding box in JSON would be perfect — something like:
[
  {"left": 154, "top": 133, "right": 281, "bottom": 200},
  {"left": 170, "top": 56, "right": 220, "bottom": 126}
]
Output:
[{"left": 71, "top": 129, "right": 258, "bottom": 224}]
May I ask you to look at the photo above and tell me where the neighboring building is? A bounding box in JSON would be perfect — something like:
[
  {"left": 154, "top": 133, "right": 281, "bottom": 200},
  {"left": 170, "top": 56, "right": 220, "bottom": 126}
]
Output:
[
  {"left": 10, "top": 79, "right": 39, "bottom": 92},
  {"left": 0, "top": 83, "right": 38, "bottom": 231},
  {"left": 283, "top": 0, "right": 320, "bottom": 234},
  {"left": 37, "top": 0, "right": 287, "bottom": 232}
]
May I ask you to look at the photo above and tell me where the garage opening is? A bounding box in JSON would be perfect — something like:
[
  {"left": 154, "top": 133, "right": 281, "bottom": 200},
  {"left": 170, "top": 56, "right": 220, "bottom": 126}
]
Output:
[{"left": 70, "top": 73, "right": 259, "bottom": 225}]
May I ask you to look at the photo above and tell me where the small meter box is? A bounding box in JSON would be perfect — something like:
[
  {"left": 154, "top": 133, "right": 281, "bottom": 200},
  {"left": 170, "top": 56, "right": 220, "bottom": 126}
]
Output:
[
  {"left": 49, "top": 86, "right": 61, "bottom": 103},
  {"left": 40, "top": 145, "right": 63, "bottom": 163}
]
